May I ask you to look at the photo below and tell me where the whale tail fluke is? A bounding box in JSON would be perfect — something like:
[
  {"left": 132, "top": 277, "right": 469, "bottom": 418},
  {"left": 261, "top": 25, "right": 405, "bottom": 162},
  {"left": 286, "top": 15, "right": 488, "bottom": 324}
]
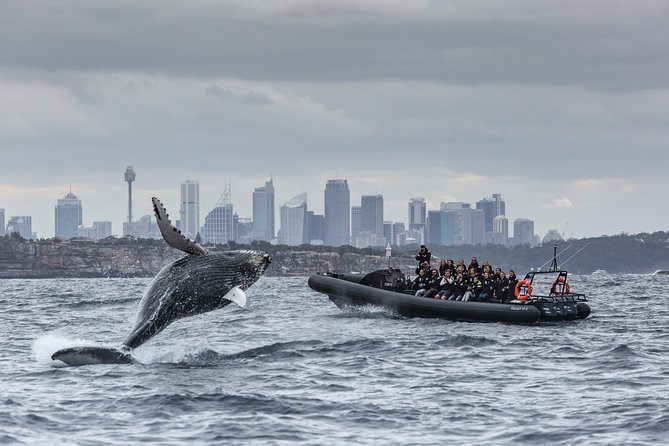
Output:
[{"left": 51, "top": 346, "right": 135, "bottom": 366}]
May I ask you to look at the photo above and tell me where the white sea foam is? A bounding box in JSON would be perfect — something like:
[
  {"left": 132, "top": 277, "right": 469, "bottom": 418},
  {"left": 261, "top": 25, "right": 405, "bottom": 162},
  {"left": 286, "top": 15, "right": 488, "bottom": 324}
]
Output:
[{"left": 32, "top": 333, "right": 101, "bottom": 364}]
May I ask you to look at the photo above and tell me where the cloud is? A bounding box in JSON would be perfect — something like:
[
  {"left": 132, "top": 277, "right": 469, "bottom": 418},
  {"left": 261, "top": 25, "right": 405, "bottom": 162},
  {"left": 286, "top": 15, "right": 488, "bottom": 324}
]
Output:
[
  {"left": 206, "top": 85, "right": 273, "bottom": 105},
  {"left": 0, "top": 1, "right": 668, "bottom": 239},
  {"left": 549, "top": 198, "right": 573, "bottom": 208}
]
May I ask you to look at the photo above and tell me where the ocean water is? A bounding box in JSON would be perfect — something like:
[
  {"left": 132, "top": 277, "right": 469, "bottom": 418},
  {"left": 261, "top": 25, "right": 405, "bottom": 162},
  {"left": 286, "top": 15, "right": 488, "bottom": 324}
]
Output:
[{"left": 1, "top": 274, "right": 668, "bottom": 445}]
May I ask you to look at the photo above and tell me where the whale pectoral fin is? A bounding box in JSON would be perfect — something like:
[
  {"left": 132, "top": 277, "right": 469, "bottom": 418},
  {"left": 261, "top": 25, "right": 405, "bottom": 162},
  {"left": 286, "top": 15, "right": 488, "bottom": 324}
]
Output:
[
  {"left": 52, "top": 346, "right": 134, "bottom": 366},
  {"left": 223, "top": 286, "right": 246, "bottom": 308},
  {"left": 152, "top": 197, "right": 208, "bottom": 255}
]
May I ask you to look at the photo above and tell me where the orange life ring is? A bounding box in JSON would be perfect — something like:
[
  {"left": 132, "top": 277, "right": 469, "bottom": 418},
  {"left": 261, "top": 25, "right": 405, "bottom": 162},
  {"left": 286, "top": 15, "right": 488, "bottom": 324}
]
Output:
[
  {"left": 515, "top": 280, "right": 533, "bottom": 301},
  {"left": 551, "top": 277, "right": 571, "bottom": 295}
]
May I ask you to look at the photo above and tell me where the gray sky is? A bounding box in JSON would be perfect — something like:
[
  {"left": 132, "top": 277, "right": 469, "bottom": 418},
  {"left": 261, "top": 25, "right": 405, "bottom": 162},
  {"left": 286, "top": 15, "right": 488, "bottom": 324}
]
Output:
[{"left": 1, "top": 0, "right": 668, "bottom": 240}]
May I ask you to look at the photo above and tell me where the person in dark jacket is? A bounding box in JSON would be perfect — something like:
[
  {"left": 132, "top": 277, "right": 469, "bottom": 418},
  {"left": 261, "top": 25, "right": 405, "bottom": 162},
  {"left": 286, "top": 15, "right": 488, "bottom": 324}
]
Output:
[
  {"left": 413, "top": 269, "right": 431, "bottom": 297},
  {"left": 449, "top": 272, "right": 469, "bottom": 301},
  {"left": 507, "top": 270, "right": 519, "bottom": 301},
  {"left": 437, "top": 259, "right": 447, "bottom": 277},
  {"left": 494, "top": 270, "right": 510, "bottom": 302},
  {"left": 423, "top": 269, "right": 442, "bottom": 298},
  {"left": 478, "top": 271, "right": 495, "bottom": 300},
  {"left": 468, "top": 257, "right": 480, "bottom": 274},
  {"left": 435, "top": 270, "right": 455, "bottom": 300},
  {"left": 416, "top": 245, "right": 432, "bottom": 268}
]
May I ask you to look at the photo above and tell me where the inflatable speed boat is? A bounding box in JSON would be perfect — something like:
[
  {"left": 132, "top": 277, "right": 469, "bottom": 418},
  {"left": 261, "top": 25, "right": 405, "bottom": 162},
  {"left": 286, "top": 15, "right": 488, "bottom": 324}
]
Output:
[{"left": 308, "top": 268, "right": 590, "bottom": 323}]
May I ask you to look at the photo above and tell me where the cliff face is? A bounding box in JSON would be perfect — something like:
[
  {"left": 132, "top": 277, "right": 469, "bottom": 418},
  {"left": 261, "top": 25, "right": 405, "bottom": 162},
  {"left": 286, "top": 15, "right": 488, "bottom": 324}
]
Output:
[
  {"left": 0, "top": 237, "right": 417, "bottom": 278},
  {"left": 0, "top": 237, "right": 181, "bottom": 278}
]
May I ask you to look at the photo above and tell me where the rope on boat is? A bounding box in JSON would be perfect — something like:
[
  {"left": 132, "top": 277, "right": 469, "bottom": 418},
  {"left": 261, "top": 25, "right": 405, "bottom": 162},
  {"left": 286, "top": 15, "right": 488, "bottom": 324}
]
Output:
[
  {"left": 537, "top": 244, "right": 574, "bottom": 270},
  {"left": 560, "top": 242, "right": 591, "bottom": 267}
]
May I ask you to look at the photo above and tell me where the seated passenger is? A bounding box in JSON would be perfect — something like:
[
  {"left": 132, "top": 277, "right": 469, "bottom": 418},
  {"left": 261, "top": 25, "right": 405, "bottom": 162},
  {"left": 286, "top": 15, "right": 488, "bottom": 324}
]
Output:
[
  {"left": 437, "top": 259, "right": 447, "bottom": 276},
  {"left": 435, "top": 270, "right": 455, "bottom": 300},
  {"left": 468, "top": 257, "right": 480, "bottom": 274},
  {"left": 415, "top": 260, "right": 430, "bottom": 275},
  {"left": 482, "top": 260, "right": 493, "bottom": 274},
  {"left": 423, "top": 269, "right": 441, "bottom": 298},
  {"left": 478, "top": 271, "right": 494, "bottom": 300},
  {"left": 450, "top": 272, "right": 471, "bottom": 301},
  {"left": 413, "top": 269, "right": 431, "bottom": 297},
  {"left": 494, "top": 270, "right": 510, "bottom": 302},
  {"left": 470, "top": 273, "right": 483, "bottom": 300},
  {"left": 446, "top": 259, "right": 456, "bottom": 275}
]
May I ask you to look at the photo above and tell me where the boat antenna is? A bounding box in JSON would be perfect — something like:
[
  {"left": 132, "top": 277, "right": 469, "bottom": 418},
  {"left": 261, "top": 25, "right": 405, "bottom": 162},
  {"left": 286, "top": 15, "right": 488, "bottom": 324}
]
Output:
[
  {"left": 560, "top": 242, "right": 591, "bottom": 267},
  {"left": 549, "top": 245, "right": 559, "bottom": 271}
]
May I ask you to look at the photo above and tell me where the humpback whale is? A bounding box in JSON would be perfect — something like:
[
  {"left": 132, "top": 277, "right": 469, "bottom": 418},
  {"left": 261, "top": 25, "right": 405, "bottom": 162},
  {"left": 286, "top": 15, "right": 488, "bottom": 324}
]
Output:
[{"left": 52, "top": 197, "right": 270, "bottom": 366}]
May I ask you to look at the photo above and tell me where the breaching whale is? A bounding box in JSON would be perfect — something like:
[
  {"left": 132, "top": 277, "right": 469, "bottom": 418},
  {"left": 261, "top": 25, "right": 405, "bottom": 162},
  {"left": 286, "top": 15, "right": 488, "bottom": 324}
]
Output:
[{"left": 52, "top": 197, "right": 270, "bottom": 366}]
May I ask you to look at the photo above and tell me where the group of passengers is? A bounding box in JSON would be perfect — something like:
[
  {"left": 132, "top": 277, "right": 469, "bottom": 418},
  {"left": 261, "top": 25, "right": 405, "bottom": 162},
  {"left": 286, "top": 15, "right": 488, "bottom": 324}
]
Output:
[{"left": 412, "top": 245, "right": 519, "bottom": 302}]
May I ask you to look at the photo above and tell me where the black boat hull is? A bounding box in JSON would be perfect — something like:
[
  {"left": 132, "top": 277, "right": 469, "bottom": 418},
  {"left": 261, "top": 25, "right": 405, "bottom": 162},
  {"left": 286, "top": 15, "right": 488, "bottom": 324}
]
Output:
[{"left": 309, "top": 274, "right": 542, "bottom": 323}]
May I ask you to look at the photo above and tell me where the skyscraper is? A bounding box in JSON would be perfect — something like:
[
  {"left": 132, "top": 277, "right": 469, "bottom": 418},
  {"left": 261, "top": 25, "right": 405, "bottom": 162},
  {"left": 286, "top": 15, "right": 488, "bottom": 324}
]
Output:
[
  {"left": 124, "top": 166, "right": 136, "bottom": 223},
  {"left": 306, "top": 211, "right": 324, "bottom": 244},
  {"left": 55, "top": 191, "right": 82, "bottom": 239},
  {"left": 278, "top": 193, "right": 308, "bottom": 246},
  {"left": 361, "top": 194, "right": 384, "bottom": 247},
  {"left": 252, "top": 179, "right": 275, "bottom": 242},
  {"left": 513, "top": 218, "right": 535, "bottom": 246},
  {"left": 429, "top": 203, "right": 484, "bottom": 246},
  {"left": 180, "top": 180, "right": 200, "bottom": 240},
  {"left": 408, "top": 197, "right": 426, "bottom": 229},
  {"left": 492, "top": 215, "right": 509, "bottom": 246},
  {"left": 6, "top": 216, "right": 32, "bottom": 239},
  {"left": 351, "top": 205, "right": 362, "bottom": 245},
  {"left": 0, "top": 208, "right": 5, "bottom": 236},
  {"left": 202, "top": 187, "right": 234, "bottom": 244},
  {"left": 476, "top": 193, "right": 506, "bottom": 234},
  {"left": 324, "top": 179, "right": 350, "bottom": 247}
]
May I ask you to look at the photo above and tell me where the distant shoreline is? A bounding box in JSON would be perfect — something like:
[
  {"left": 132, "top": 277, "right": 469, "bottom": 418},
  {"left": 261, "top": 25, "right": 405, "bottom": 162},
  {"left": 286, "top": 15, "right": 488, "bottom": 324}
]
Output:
[{"left": 1, "top": 231, "right": 668, "bottom": 278}]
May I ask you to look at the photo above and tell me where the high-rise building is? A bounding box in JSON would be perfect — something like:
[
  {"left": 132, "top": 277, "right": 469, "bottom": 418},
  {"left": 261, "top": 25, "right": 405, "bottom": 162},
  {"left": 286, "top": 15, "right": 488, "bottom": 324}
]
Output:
[
  {"left": 76, "top": 221, "right": 112, "bottom": 240},
  {"left": 6, "top": 216, "right": 32, "bottom": 239},
  {"left": 278, "top": 193, "right": 308, "bottom": 246},
  {"left": 408, "top": 197, "right": 426, "bottom": 244},
  {"left": 233, "top": 216, "right": 251, "bottom": 243},
  {"left": 513, "top": 218, "right": 535, "bottom": 246},
  {"left": 180, "top": 180, "right": 200, "bottom": 240},
  {"left": 124, "top": 166, "right": 136, "bottom": 223},
  {"left": 55, "top": 191, "right": 83, "bottom": 239},
  {"left": 351, "top": 206, "right": 362, "bottom": 244},
  {"left": 202, "top": 187, "right": 234, "bottom": 245},
  {"left": 427, "top": 210, "right": 456, "bottom": 246},
  {"left": 123, "top": 215, "right": 161, "bottom": 239},
  {"left": 392, "top": 222, "right": 406, "bottom": 246},
  {"left": 324, "top": 179, "right": 350, "bottom": 247},
  {"left": 0, "top": 208, "right": 5, "bottom": 236},
  {"left": 476, "top": 193, "right": 506, "bottom": 233},
  {"left": 252, "top": 179, "right": 275, "bottom": 242},
  {"left": 492, "top": 215, "right": 509, "bottom": 246},
  {"left": 361, "top": 194, "right": 384, "bottom": 247},
  {"left": 408, "top": 197, "right": 426, "bottom": 228},
  {"left": 306, "top": 211, "right": 324, "bottom": 244},
  {"left": 383, "top": 221, "right": 394, "bottom": 247},
  {"left": 428, "top": 203, "right": 484, "bottom": 246}
]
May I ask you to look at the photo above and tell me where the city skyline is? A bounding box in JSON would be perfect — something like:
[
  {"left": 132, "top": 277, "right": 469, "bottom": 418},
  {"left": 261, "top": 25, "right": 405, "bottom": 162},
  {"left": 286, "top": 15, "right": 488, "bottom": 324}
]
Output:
[
  {"left": 2, "top": 175, "right": 560, "bottom": 246},
  {"left": 1, "top": 2, "right": 668, "bottom": 240},
  {"left": 0, "top": 173, "right": 665, "bottom": 242}
]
